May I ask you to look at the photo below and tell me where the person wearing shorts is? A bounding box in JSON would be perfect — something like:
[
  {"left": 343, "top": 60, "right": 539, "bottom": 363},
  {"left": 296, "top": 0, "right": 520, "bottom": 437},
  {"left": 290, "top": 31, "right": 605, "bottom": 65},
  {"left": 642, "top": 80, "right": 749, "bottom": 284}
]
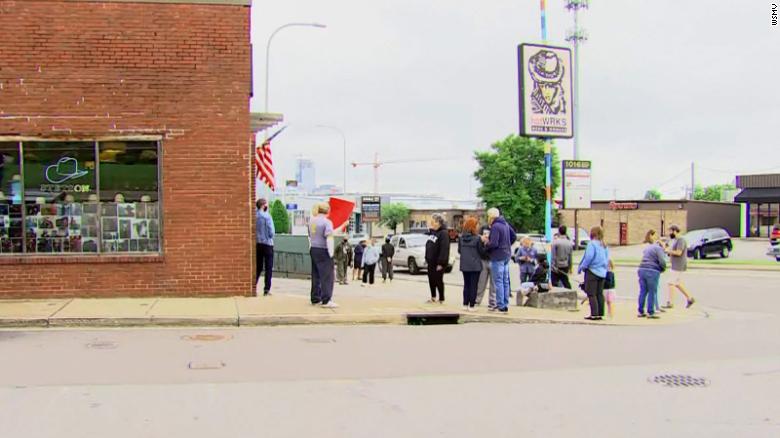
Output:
[{"left": 663, "top": 225, "right": 695, "bottom": 309}]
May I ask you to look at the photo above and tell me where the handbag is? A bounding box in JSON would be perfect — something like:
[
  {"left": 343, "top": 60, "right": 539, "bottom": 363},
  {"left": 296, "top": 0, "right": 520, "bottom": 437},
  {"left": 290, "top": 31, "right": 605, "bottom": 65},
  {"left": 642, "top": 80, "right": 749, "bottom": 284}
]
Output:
[{"left": 604, "top": 271, "right": 616, "bottom": 290}]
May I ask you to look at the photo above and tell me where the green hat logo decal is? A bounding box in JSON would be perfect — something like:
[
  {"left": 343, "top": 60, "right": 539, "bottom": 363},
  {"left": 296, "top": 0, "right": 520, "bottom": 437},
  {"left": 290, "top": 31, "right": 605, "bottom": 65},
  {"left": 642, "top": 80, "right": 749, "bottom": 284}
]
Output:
[{"left": 45, "top": 157, "right": 89, "bottom": 184}]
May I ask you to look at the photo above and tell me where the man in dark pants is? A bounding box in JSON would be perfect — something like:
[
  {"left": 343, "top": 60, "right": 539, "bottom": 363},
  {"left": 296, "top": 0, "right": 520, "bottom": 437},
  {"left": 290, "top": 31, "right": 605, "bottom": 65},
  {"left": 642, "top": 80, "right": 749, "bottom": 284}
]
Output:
[
  {"left": 255, "top": 198, "right": 275, "bottom": 296},
  {"left": 380, "top": 236, "right": 395, "bottom": 283},
  {"left": 551, "top": 225, "right": 573, "bottom": 289},
  {"left": 425, "top": 213, "right": 450, "bottom": 303},
  {"left": 309, "top": 203, "right": 337, "bottom": 307}
]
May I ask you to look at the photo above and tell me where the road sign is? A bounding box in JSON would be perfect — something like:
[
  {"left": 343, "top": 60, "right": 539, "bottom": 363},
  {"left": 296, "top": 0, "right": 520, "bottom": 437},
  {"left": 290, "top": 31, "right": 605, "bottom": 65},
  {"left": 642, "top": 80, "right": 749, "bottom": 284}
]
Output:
[
  {"left": 518, "top": 43, "right": 574, "bottom": 138},
  {"left": 360, "top": 196, "right": 381, "bottom": 223},
  {"left": 285, "top": 203, "right": 298, "bottom": 211},
  {"left": 562, "top": 160, "right": 591, "bottom": 209}
]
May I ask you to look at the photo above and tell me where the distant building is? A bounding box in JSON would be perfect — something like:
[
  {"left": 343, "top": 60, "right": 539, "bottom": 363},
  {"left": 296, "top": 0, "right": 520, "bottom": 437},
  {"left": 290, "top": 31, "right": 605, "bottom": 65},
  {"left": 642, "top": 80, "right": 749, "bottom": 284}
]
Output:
[
  {"left": 735, "top": 173, "right": 780, "bottom": 237},
  {"left": 295, "top": 158, "right": 315, "bottom": 193}
]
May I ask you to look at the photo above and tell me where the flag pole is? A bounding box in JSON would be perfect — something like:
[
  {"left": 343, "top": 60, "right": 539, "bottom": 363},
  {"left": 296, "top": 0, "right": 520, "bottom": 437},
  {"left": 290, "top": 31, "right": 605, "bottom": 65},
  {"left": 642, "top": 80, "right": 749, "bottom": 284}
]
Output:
[{"left": 541, "top": 0, "right": 553, "bottom": 283}]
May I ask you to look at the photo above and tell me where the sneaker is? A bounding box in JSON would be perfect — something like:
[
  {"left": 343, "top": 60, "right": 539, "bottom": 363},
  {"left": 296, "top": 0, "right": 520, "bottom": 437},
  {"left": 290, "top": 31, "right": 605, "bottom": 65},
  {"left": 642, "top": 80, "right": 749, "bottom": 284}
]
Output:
[
  {"left": 321, "top": 301, "right": 339, "bottom": 309},
  {"left": 311, "top": 301, "right": 321, "bottom": 306},
  {"left": 657, "top": 307, "right": 666, "bottom": 313},
  {"left": 637, "top": 313, "right": 647, "bottom": 318},
  {"left": 499, "top": 308, "right": 509, "bottom": 313},
  {"left": 426, "top": 299, "right": 437, "bottom": 304},
  {"left": 462, "top": 305, "right": 469, "bottom": 311},
  {"left": 468, "top": 306, "right": 476, "bottom": 312},
  {"left": 686, "top": 298, "right": 696, "bottom": 308},
  {"left": 488, "top": 307, "right": 497, "bottom": 312},
  {"left": 360, "top": 283, "right": 366, "bottom": 288},
  {"left": 662, "top": 303, "right": 674, "bottom": 309},
  {"left": 439, "top": 301, "right": 445, "bottom": 305},
  {"left": 263, "top": 291, "right": 272, "bottom": 296},
  {"left": 647, "top": 314, "right": 660, "bottom": 319}
]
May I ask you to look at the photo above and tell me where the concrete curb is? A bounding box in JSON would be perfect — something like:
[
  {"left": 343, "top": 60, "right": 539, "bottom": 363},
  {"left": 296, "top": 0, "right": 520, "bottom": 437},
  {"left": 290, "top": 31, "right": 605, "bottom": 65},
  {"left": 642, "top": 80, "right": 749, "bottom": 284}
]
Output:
[{"left": 612, "top": 262, "right": 778, "bottom": 272}]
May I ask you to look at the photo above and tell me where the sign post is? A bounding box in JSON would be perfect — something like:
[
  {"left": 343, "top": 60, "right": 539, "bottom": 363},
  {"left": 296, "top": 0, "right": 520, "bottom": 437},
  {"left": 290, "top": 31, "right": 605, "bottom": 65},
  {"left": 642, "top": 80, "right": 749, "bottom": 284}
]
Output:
[
  {"left": 562, "top": 160, "right": 592, "bottom": 249},
  {"left": 518, "top": 40, "right": 574, "bottom": 284},
  {"left": 360, "top": 195, "right": 381, "bottom": 236}
]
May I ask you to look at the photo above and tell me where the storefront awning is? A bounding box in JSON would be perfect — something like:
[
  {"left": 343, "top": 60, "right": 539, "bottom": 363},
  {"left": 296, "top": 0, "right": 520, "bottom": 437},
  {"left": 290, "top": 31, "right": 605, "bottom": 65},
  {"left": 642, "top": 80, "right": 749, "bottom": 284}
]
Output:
[
  {"left": 734, "top": 187, "right": 780, "bottom": 203},
  {"left": 250, "top": 112, "right": 283, "bottom": 133}
]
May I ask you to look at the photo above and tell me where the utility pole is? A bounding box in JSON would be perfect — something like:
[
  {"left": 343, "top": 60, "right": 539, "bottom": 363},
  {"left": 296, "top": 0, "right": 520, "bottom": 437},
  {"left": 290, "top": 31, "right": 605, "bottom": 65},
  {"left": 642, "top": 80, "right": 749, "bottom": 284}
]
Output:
[
  {"left": 690, "top": 162, "right": 695, "bottom": 200},
  {"left": 565, "top": 0, "right": 588, "bottom": 160}
]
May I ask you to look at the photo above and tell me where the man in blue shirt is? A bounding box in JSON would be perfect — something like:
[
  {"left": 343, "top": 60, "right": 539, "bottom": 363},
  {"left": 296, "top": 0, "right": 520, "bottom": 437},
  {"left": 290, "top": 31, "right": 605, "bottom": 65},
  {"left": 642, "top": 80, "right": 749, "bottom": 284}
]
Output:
[{"left": 255, "top": 198, "right": 275, "bottom": 296}]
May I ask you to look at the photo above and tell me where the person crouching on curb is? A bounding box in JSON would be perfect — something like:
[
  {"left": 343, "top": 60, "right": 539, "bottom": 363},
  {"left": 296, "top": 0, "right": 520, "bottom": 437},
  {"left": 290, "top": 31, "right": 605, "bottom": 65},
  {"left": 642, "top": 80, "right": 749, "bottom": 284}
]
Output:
[
  {"left": 517, "top": 258, "right": 551, "bottom": 306},
  {"left": 637, "top": 229, "right": 666, "bottom": 319},
  {"left": 425, "top": 213, "right": 450, "bottom": 304},
  {"left": 361, "top": 238, "right": 380, "bottom": 287},
  {"left": 458, "top": 216, "right": 484, "bottom": 311},
  {"left": 334, "top": 236, "right": 352, "bottom": 285},
  {"left": 309, "top": 203, "right": 337, "bottom": 308},
  {"left": 577, "top": 226, "right": 610, "bottom": 321}
]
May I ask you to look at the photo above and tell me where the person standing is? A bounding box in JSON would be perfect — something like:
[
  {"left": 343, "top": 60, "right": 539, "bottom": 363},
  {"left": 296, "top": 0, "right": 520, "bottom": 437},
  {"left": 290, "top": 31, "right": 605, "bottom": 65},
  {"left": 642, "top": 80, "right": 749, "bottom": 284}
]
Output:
[
  {"left": 361, "top": 239, "right": 380, "bottom": 287},
  {"left": 475, "top": 224, "right": 496, "bottom": 309},
  {"left": 550, "top": 226, "right": 573, "bottom": 289},
  {"left": 352, "top": 240, "right": 365, "bottom": 282},
  {"left": 380, "top": 236, "right": 395, "bottom": 283},
  {"left": 578, "top": 226, "right": 610, "bottom": 321},
  {"left": 458, "top": 217, "right": 483, "bottom": 311},
  {"left": 425, "top": 213, "right": 450, "bottom": 303},
  {"left": 334, "top": 236, "right": 353, "bottom": 285},
  {"left": 515, "top": 237, "right": 537, "bottom": 284},
  {"left": 481, "top": 208, "right": 516, "bottom": 313},
  {"left": 663, "top": 224, "right": 696, "bottom": 309},
  {"left": 255, "top": 198, "right": 275, "bottom": 296},
  {"left": 309, "top": 203, "right": 337, "bottom": 308},
  {"left": 637, "top": 229, "right": 667, "bottom": 319}
]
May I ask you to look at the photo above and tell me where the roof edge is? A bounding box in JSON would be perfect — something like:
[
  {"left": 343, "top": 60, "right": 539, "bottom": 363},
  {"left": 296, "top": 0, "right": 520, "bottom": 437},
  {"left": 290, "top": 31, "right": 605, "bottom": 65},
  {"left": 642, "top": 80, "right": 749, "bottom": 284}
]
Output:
[{"left": 39, "top": 0, "right": 251, "bottom": 6}]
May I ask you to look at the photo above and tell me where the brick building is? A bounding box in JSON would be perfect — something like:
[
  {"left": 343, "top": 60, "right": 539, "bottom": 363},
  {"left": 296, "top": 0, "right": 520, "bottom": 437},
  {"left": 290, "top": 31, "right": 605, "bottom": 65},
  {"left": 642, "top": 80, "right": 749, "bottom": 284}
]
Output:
[
  {"left": 559, "top": 200, "right": 741, "bottom": 246},
  {"left": 0, "top": 0, "right": 270, "bottom": 298}
]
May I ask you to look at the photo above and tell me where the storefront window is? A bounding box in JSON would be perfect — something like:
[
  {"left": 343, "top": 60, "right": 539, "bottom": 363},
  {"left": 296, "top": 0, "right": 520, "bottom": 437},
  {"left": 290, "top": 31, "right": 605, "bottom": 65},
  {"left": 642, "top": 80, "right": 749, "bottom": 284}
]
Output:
[
  {"left": 99, "top": 141, "right": 160, "bottom": 253},
  {"left": 0, "top": 139, "right": 161, "bottom": 256},
  {"left": 0, "top": 142, "right": 23, "bottom": 253}
]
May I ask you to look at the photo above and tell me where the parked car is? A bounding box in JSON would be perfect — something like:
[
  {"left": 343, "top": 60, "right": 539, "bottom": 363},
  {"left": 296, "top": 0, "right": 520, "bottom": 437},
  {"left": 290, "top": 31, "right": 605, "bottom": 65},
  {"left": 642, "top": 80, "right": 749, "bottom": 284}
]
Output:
[
  {"left": 570, "top": 228, "right": 591, "bottom": 249},
  {"left": 684, "top": 228, "right": 733, "bottom": 259},
  {"left": 771, "top": 224, "right": 780, "bottom": 244},
  {"left": 389, "top": 233, "right": 455, "bottom": 275},
  {"left": 514, "top": 233, "right": 548, "bottom": 262}
]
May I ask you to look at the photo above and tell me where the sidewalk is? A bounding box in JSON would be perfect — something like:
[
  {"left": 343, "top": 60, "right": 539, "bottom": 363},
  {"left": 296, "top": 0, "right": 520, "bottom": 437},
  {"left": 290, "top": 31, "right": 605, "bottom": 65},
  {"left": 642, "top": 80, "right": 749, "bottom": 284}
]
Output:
[{"left": 0, "top": 278, "right": 709, "bottom": 329}]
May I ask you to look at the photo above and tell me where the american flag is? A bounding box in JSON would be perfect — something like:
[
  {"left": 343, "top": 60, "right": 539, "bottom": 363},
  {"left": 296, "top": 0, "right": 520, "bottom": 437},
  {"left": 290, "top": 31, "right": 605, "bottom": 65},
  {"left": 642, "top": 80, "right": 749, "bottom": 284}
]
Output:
[{"left": 255, "top": 126, "right": 286, "bottom": 191}]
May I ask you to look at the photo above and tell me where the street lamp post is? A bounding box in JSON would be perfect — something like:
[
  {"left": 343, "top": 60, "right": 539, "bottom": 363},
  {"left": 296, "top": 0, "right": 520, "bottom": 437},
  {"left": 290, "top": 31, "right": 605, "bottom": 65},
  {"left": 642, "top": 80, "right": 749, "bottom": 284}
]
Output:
[
  {"left": 264, "top": 22, "right": 327, "bottom": 113},
  {"left": 315, "top": 125, "right": 347, "bottom": 194}
]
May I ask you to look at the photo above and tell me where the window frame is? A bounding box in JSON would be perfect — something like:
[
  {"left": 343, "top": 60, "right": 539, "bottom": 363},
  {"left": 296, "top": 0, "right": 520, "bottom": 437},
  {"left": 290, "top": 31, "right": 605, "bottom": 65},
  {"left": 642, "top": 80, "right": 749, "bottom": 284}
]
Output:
[{"left": 0, "top": 137, "right": 163, "bottom": 257}]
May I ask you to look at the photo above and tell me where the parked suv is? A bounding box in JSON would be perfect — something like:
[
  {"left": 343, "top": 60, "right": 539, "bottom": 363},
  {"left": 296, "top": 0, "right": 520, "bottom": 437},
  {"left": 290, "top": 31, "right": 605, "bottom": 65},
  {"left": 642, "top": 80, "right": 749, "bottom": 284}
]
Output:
[
  {"left": 389, "top": 234, "right": 455, "bottom": 275},
  {"left": 684, "top": 228, "right": 733, "bottom": 259}
]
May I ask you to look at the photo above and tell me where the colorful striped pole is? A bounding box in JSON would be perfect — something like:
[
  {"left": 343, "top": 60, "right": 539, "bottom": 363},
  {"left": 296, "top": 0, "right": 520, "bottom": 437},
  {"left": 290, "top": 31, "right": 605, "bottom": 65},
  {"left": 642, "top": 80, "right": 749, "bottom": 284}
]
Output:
[{"left": 541, "top": 0, "right": 553, "bottom": 281}]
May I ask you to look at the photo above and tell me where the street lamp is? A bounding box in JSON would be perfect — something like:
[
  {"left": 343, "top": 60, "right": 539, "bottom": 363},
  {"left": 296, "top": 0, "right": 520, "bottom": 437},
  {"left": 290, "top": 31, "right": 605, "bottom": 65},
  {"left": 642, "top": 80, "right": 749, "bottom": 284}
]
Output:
[
  {"left": 315, "top": 125, "right": 347, "bottom": 194},
  {"left": 264, "top": 22, "right": 327, "bottom": 112}
]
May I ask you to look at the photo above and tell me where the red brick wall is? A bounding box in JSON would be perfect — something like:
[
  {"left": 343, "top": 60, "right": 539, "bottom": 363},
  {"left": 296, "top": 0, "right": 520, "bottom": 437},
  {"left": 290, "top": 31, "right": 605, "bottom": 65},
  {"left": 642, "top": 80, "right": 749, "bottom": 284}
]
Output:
[{"left": 0, "top": 0, "right": 254, "bottom": 298}]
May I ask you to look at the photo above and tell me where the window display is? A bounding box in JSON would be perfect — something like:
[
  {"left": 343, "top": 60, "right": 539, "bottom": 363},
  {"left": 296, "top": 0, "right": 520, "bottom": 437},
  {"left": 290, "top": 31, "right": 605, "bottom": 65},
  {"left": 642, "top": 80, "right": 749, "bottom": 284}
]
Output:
[{"left": 0, "top": 140, "right": 161, "bottom": 256}]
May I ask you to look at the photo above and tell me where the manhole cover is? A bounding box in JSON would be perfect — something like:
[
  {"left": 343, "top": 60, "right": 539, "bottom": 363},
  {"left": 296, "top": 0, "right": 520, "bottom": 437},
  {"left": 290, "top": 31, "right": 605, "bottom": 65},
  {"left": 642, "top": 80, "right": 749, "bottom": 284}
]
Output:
[
  {"left": 86, "top": 340, "right": 118, "bottom": 350},
  {"left": 188, "top": 361, "right": 226, "bottom": 370},
  {"left": 181, "top": 334, "right": 232, "bottom": 342},
  {"left": 649, "top": 374, "right": 709, "bottom": 387},
  {"left": 301, "top": 337, "right": 336, "bottom": 344}
]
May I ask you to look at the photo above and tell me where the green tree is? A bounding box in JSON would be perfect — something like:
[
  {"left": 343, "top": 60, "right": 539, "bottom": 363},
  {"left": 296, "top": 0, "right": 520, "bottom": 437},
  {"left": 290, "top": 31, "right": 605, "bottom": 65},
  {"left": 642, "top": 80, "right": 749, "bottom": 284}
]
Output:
[
  {"left": 474, "top": 135, "right": 561, "bottom": 232},
  {"left": 378, "top": 203, "right": 410, "bottom": 233},
  {"left": 644, "top": 189, "right": 662, "bottom": 200},
  {"left": 269, "top": 199, "right": 290, "bottom": 234},
  {"left": 693, "top": 183, "right": 736, "bottom": 202}
]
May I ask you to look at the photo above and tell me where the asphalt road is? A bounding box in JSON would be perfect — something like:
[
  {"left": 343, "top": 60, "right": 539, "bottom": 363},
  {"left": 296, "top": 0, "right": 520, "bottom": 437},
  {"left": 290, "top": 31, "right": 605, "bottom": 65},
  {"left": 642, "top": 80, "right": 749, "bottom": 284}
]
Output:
[{"left": 1, "top": 269, "right": 779, "bottom": 437}]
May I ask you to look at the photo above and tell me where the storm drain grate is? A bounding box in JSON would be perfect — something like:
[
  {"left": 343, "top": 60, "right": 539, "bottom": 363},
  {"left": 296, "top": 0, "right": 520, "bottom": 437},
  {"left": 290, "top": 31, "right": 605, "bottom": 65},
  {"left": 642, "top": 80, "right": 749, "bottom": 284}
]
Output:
[
  {"left": 86, "top": 340, "right": 118, "bottom": 350},
  {"left": 407, "top": 313, "right": 460, "bottom": 326},
  {"left": 301, "top": 337, "right": 337, "bottom": 344},
  {"left": 181, "top": 334, "right": 232, "bottom": 342},
  {"left": 649, "top": 374, "right": 709, "bottom": 388}
]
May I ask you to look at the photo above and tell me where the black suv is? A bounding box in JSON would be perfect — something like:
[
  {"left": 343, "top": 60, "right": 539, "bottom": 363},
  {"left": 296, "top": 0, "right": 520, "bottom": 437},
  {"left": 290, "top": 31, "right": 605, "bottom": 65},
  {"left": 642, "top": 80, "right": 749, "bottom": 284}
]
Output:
[{"left": 683, "top": 228, "right": 733, "bottom": 259}]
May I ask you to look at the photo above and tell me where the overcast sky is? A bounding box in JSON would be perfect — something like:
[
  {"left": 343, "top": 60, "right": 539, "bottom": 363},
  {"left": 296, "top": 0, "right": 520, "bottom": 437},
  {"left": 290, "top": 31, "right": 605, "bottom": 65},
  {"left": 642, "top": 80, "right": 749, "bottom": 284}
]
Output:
[{"left": 250, "top": 0, "right": 779, "bottom": 200}]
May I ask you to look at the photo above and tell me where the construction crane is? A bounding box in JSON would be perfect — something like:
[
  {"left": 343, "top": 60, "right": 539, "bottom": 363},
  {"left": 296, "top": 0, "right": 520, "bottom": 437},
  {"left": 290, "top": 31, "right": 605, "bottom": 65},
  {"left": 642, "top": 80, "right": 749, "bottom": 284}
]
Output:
[{"left": 351, "top": 152, "right": 459, "bottom": 194}]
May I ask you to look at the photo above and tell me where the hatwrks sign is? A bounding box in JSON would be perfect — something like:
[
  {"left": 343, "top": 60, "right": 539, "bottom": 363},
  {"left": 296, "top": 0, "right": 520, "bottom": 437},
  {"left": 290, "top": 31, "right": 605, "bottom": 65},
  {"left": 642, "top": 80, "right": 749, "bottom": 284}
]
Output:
[{"left": 518, "top": 43, "right": 574, "bottom": 138}]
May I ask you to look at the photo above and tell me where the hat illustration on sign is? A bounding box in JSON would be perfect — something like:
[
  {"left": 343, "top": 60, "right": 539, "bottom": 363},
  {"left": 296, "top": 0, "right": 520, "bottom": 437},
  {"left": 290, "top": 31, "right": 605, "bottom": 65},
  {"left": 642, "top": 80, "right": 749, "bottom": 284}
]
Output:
[
  {"left": 528, "top": 50, "right": 564, "bottom": 84},
  {"left": 45, "top": 157, "right": 89, "bottom": 184}
]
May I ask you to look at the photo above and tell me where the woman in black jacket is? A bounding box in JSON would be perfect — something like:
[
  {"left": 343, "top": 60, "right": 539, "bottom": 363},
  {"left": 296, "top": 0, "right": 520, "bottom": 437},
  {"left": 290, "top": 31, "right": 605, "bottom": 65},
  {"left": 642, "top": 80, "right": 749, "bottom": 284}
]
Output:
[
  {"left": 458, "top": 216, "right": 484, "bottom": 311},
  {"left": 425, "top": 213, "right": 450, "bottom": 303}
]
